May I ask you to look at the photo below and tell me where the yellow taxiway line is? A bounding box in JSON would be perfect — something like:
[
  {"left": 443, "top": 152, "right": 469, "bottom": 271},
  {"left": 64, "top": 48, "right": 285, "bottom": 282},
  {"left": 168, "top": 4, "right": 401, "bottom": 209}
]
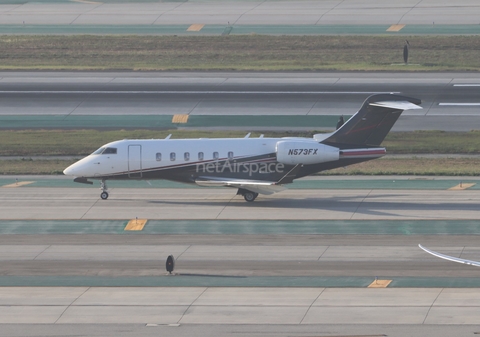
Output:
[
  {"left": 368, "top": 279, "right": 392, "bottom": 288},
  {"left": 2, "top": 181, "right": 35, "bottom": 188},
  {"left": 124, "top": 219, "right": 148, "bottom": 231},
  {"left": 449, "top": 183, "right": 476, "bottom": 190},
  {"left": 172, "top": 114, "right": 189, "bottom": 123},
  {"left": 187, "top": 24, "right": 205, "bottom": 32},
  {"left": 387, "top": 24, "right": 405, "bottom": 32}
]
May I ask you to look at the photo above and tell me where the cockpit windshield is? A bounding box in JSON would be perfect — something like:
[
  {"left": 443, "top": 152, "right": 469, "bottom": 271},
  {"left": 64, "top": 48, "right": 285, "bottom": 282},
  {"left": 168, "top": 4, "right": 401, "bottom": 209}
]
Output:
[{"left": 92, "top": 147, "right": 117, "bottom": 155}]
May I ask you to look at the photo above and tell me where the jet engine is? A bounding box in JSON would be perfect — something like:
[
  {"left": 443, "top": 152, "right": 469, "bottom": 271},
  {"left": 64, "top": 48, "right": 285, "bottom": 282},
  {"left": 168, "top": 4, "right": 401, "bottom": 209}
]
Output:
[{"left": 276, "top": 140, "right": 339, "bottom": 165}]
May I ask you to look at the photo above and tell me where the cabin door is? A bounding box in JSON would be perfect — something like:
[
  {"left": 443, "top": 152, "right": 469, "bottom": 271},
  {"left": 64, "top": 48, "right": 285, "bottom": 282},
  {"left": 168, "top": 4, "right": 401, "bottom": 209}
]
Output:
[{"left": 128, "top": 145, "right": 142, "bottom": 178}]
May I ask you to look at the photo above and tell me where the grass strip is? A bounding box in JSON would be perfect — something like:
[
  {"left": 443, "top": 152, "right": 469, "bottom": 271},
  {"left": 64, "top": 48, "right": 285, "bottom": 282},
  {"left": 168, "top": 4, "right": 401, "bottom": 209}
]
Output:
[
  {"left": 1, "top": 35, "right": 480, "bottom": 71},
  {"left": 0, "top": 130, "right": 479, "bottom": 156}
]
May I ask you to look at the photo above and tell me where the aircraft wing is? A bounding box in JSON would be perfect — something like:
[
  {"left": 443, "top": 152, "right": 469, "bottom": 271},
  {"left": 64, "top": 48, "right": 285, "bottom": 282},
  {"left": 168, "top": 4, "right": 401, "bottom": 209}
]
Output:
[
  {"left": 418, "top": 244, "right": 480, "bottom": 267},
  {"left": 195, "top": 177, "right": 286, "bottom": 195}
]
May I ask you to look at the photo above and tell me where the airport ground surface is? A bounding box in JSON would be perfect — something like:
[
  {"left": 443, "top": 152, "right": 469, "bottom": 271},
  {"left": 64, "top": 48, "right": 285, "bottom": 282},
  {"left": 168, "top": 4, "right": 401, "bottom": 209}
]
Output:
[
  {"left": 2, "top": 176, "right": 480, "bottom": 336},
  {"left": 2, "top": 72, "right": 480, "bottom": 131},
  {"left": 3, "top": 1, "right": 480, "bottom": 332},
  {"left": 1, "top": 0, "right": 480, "bottom": 35},
  {"left": 3, "top": 70, "right": 480, "bottom": 334}
]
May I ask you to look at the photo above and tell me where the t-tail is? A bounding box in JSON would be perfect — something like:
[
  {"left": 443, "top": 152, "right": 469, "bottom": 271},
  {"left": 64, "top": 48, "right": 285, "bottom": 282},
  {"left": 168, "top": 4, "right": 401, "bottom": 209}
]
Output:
[{"left": 317, "top": 94, "right": 422, "bottom": 149}]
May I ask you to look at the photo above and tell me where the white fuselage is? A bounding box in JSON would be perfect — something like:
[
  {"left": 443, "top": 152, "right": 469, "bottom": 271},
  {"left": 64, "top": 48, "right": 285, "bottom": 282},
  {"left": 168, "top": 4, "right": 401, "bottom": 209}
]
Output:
[{"left": 64, "top": 137, "right": 287, "bottom": 179}]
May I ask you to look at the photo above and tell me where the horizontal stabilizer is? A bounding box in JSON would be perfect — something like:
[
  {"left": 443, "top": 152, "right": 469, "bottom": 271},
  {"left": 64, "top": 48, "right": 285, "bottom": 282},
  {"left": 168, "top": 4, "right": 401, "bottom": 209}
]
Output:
[
  {"left": 418, "top": 244, "right": 480, "bottom": 267},
  {"left": 369, "top": 101, "right": 422, "bottom": 110}
]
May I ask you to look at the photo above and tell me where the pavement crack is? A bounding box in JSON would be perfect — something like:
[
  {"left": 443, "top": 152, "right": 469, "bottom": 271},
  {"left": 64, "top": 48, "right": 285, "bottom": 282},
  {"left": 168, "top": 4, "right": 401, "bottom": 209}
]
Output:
[
  {"left": 397, "top": 0, "right": 423, "bottom": 24},
  {"left": 177, "top": 287, "right": 208, "bottom": 324},
  {"left": 175, "top": 245, "right": 191, "bottom": 260},
  {"left": 54, "top": 287, "right": 90, "bottom": 324},
  {"left": 315, "top": 0, "right": 344, "bottom": 25},
  {"left": 300, "top": 288, "right": 325, "bottom": 324},
  {"left": 232, "top": 1, "right": 266, "bottom": 26},
  {"left": 80, "top": 198, "right": 100, "bottom": 219},
  {"left": 215, "top": 193, "right": 236, "bottom": 219},
  {"left": 350, "top": 190, "right": 372, "bottom": 219},
  {"left": 153, "top": 2, "right": 188, "bottom": 25},
  {"left": 317, "top": 245, "right": 329, "bottom": 261},
  {"left": 423, "top": 288, "right": 443, "bottom": 324},
  {"left": 33, "top": 244, "right": 51, "bottom": 260}
]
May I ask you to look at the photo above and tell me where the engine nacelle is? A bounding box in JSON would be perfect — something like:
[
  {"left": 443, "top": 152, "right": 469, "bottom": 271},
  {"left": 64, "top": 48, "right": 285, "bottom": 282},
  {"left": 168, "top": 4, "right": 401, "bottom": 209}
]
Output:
[{"left": 276, "top": 140, "right": 339, "bottom": 165}]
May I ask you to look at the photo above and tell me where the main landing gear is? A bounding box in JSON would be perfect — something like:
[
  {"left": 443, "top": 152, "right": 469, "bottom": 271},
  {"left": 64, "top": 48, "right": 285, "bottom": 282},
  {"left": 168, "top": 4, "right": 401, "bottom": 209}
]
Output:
[
  {"left": 100, "top": 180, "right": 109, "bottom": 200},
  {"left": 237, "top": 188, "right": 259, "bottom": 202}
]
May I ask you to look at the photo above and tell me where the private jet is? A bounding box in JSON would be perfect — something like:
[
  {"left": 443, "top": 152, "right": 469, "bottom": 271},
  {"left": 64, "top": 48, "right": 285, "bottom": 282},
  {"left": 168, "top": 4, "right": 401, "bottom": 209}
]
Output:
[{"left": 63, "top": 93, "right": 421, "bottom": 202}]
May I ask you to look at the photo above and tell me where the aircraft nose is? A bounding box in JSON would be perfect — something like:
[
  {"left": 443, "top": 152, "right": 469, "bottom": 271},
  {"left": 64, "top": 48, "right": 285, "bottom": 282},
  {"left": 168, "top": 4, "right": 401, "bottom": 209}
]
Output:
[
  {"left": 63, "top": 165, "right": 73, "bottom": 176},
  {"left": 63, "top": 162, "right": 79, "bottom": 176}
]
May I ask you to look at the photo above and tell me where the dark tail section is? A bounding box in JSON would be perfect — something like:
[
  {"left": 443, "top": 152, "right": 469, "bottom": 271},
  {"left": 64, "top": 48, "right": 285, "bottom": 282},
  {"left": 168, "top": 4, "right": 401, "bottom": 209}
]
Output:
[{"left": 321, "top": 94, "right": 421, "bottom": 148}]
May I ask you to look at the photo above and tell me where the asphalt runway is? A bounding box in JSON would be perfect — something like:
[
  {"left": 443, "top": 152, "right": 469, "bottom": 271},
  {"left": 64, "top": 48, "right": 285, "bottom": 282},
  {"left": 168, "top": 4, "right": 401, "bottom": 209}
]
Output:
[{"left": 1, "top": 72, "right": 480, "bottom": 131}]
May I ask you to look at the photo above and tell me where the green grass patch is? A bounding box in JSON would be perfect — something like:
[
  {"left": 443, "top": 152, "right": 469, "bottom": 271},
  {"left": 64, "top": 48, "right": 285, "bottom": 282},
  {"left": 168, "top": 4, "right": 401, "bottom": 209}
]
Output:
[
  {"left": 0, "top": 159, "right": 77, "bottom": 175},
  {"left": 0, "top": 129, "right": 291, "bottom": 156},
  {"left": 383, "top": 131, "right": 480, "bottom": 154},
  {"left": 1, "top": 35, "right": 480, "bottom": 71},
  {"left": 0, "top": 130, "right": 479, "bottom": 156},
  {"left": 324, "top": 157, "right": 480, "bottom": 176}
]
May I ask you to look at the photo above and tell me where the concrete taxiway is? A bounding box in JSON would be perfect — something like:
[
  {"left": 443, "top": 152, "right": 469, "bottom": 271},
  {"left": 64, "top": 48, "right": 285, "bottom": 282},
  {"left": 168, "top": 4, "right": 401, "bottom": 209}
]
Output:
[
  {"left": 2, "top": 0, "right": 480, "bottom": 36},
  {"left": 2, "top": 184, "right": 480, "bottom": 220},
  {"left": 2, "top": 177, "right": 480, "bottom": 336}
]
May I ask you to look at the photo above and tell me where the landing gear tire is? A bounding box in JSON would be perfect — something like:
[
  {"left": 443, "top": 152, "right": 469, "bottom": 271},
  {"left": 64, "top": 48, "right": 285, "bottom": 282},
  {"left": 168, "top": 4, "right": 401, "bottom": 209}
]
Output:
[
  {"left": 100, "top": 179, "right": 109, "bottom": 200},
  {"left": 243, "top": 191, "right": 258, "bottom": 202}
]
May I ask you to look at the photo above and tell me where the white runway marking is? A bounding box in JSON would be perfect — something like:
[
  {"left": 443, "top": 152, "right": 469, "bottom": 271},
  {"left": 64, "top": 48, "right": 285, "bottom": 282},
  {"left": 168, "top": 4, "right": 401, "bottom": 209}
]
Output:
[
  {"left": 453, "top": 84, "right": 480, "bottom": 87},
  {"left": 439, "top": 103, "right": 480, "bottom": 106},
  {"left": 0, "top": 91, "right": 400, "bottom": 95}
]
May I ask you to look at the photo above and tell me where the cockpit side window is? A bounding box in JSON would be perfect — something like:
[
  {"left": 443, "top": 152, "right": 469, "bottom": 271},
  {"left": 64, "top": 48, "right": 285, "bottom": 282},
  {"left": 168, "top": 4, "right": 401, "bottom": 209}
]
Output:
[
  {"left": 92, "top": 147, "right": 105, "bottom": 155},
  {"left": 92, "top": 147, "right": 117, "bottom": 155},
  {"left": 103, "top": 147, "right": 117, "bottom": 154}
]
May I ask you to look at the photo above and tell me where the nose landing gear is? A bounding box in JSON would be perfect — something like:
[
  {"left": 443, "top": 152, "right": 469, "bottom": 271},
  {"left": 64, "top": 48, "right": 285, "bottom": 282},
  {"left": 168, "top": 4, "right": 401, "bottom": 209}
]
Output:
[{"left": 100, "top": 180, "right": 109, "bottom": 200}]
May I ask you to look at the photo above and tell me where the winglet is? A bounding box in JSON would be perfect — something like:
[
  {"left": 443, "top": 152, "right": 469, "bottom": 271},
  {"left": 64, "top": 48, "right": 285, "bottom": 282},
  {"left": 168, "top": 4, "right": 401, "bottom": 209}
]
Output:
[{"left": 419, "top": 244, "right": 480, "bottom": 267}]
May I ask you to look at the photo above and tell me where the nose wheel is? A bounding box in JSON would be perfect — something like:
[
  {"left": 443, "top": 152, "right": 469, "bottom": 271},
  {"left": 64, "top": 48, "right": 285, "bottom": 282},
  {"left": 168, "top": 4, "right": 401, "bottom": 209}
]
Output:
[{"left": 100, "top": 180, "right": 109, "bottom": 200}]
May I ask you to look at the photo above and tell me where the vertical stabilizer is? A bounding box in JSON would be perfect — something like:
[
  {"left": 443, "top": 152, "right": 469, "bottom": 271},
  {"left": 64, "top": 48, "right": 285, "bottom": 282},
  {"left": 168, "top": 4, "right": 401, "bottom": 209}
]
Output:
[{"left": 320, "top": 94, "right": 421, "bottom": 148}]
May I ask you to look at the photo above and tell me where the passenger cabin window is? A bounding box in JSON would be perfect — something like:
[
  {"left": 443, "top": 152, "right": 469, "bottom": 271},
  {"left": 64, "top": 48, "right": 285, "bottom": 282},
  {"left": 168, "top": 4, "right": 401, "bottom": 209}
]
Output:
[
  {"left": 184, "top": 152, "right": 190, "bottom": 161},
  {"left": 198, "top": 152, "right": 204, "bottom": 161},
  {"left": 213, "top": 152, "right": 219, "bottom": 160},
  {"left": 228, "top": 151, "right": 234, "bottom": 160},
  {"left": 156, "top": 153, "right": 162, "bottom": 161},
  {"left": 170, "top": 152, "right": 176, "bottom": 161}
]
